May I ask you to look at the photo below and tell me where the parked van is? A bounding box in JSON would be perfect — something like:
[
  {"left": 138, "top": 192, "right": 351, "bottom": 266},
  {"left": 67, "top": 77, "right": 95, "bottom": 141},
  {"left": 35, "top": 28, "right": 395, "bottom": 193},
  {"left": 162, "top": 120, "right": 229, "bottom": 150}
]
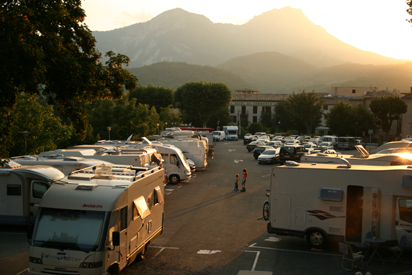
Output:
[
  {"left": 28, "top": 164, "right": 165, "bottom": 275},
  {"left": 267, "top": 162, "right": 412, "bottom": 249},
  {"left": 320, "top": 135, "right": 338, "bottom": 148},
  {"left": 338, "top": 136, "right": 356, "bottom": 150},
  {"left": 0, "top": 160, "right": 64, "bottom": 225},
  {"left": 213, "top": 131, "right": 225, "bottom": 141}
]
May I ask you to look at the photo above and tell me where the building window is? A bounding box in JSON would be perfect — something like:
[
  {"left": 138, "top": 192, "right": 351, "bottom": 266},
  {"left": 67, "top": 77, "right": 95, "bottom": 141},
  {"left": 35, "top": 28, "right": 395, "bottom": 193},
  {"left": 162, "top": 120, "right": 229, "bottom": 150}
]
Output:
[
  {"left": 241, "top": 106, "right": 246, "bottom": 115},
  {"left": 230, "top": 106, "right": 235, "bottom": 113},
  {"left": 253, "top": 106, "right": 257, "bottom": 114},
  {"left": 352, "top": 89, "right": 356, "bottom": 94},
  {"left": 323, "top": 105, "right": 328, "bottom": 110},
  {"left": 253, "top": 116, "right": 257, "bottom": 123},
  {"left": 262, "top": 106, "right": 271, "bottom": 113}
]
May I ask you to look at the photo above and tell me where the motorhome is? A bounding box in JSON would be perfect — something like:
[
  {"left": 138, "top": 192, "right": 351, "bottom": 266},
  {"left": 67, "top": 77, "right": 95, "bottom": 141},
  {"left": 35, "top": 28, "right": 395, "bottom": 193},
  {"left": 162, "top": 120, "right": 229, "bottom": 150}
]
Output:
[
  {"left": 11, "top": 155, "right": 114, "bottom": 175},
  {"left": 338, "top": 136, "right": 356, "bottom": 150},
  {"left": 223, "top": 126, "right": 239, "bottom": 141},
  {"left": 213, "top": 131, "right": 225, "bottom": 141},
  {"left": 0, "top": 160, "right": 64, "bottom": 225},
  {"left": 320, "top": 135, "right": 338, "bottom": 148},
  {"left": 267, "top": 161, "right": 412, "bottom": 249},
  {"left": 28, "top": 164, "right": 165, "bottom": 275}
]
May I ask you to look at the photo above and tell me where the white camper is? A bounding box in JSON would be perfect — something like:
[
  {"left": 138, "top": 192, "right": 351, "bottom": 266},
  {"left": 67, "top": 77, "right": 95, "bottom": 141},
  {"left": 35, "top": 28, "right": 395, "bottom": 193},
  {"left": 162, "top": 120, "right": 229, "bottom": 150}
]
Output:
[
  {"left": 28, "top": 165, "right": 165, "bottom": 275},
  {"left": 267, "top": 161, "right": 412, "bottom": 249},
  {"left": 223, "top": 126, "right": 238, "bottom": 141},
  {"left": 213, "top": 131, "right": 225, "bottom": 141},
  {"left": 0, "top": 160, "right": 64, "bottom": 225}
]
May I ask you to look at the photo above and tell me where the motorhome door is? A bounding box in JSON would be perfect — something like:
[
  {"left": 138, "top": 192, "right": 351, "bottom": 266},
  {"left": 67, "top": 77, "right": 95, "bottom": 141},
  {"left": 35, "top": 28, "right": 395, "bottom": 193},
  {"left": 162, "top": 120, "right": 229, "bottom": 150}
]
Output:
[{"left": 396, "top": 197, "right": 412, "bottom": 246}]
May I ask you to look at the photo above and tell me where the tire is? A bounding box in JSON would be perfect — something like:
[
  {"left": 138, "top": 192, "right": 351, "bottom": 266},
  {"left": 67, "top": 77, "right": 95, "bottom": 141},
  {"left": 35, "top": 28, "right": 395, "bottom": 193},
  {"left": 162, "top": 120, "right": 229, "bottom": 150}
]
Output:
[
  {"left": 169, "top": 174, "right": 180, "bottom": 184},
  {"left": 263, "top": 201, "right": 270, "bottom": 221},
  {"left": 108, "top": 265, "right": 120, "bottom": 275},
  {"left": 306, "top": 230, "right": 327, "bottom": 249},
  {"left": 140, "top": 243, "right": 149, "bottom": 259}
]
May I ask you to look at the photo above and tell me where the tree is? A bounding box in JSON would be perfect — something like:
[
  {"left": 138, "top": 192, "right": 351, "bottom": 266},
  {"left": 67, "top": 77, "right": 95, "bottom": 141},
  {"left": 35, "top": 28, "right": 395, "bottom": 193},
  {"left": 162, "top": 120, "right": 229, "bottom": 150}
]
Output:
[
  {"left": 352, "top": 104, "right": 376, "bottom": 138},
  {"left": 259, "top": 109, "right": 273, "bottom": 129},
  {"left": 129, "top": 85, "right": 174, "bottom": 113},
  {"left": 369, "top": 96, "right": 407, "bottom": 141},
  {"left": 326, "top": 101, "right": 353, "bottom": 136},
  {"left": 0, "top": 0, "right": 137, "bottom": 157},
  {"left": 174, "top": 82, "right": 232, "bottom": 128},
  {"left": 247, "top": 123, "right": 265, "bottom": 134},
  {"left": 159, "top": 105, "right": 182, "bottom": 126},
  {"left": 274, "top": 100, "right": 292, "bottom": 133},
  {"left": 9, "top": 94, "right": 73, "bottom": 156},
  {"left": 408, "top": 1, "right": 412, "bottom": 23},
  {"left": 286, "top": 91, "right": 324, "bottom": 135}
]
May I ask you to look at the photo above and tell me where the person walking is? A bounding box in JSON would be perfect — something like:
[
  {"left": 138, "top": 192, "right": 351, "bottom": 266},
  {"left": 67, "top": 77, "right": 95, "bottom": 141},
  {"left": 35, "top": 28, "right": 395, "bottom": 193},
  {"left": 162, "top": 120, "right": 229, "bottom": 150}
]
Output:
[
  {"left": 233, "top": 174, "right": 240, "bottom": 191},
  {"left": 241, "top": 168, "right": 248, "bottom": 192}
]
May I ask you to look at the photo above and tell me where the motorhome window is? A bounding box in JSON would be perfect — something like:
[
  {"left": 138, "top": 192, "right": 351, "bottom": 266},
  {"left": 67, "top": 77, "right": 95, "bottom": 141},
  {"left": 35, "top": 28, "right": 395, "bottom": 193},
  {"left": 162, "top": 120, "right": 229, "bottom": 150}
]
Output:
[
  {"left": 154, "top": 186, "right": 164, "bottom": 205},
  {"left": 120, "top": 207, "right": 127, "bottom": 231},
  {"left": 133, "top": 196, "right": 151, "bottom": 219},
  {"left": 318, "top": 188, "right": 343, "bottom": 201},
  {"left": 32, "top": 181, "right": 49, "bottom": 199},
  {"left": 106, "top": 210, "right": 118, "bottom": 246},
  {"left": 161, "top": 153, "right": 169, "bottom": 163},
  {"left": 399, "top": 199, "right": 412, "bottom": 223},
  {"left": 170, "top": 154, "right": 178, "bottom": 165},
  {"left": 33, "top": 208, "right": 105, "bottom": 252},
  {"left": 7, "top": 184, "right": 21, "bottom": 196}
]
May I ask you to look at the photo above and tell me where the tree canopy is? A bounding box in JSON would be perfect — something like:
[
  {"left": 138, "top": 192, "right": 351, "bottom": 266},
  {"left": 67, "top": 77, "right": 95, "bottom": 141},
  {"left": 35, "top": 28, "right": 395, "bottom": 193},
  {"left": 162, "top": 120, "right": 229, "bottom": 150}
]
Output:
[
  {"left": 369, "top": 96, "right": 407, "bottom": 141},
  {"left": 129, "top": 85, "right": 174, "bottom": 113},
  {"left": 0, "top": 0, "right": 137, "bottom": 158},
  {"left": 174, "top": 82, "right": 232, "bottom": 128}
]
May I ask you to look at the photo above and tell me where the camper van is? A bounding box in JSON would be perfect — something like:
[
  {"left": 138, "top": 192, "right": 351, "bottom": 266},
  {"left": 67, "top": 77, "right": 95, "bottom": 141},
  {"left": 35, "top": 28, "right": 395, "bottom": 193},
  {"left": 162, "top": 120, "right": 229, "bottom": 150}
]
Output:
[
  {"left": 213, "top": 131, "right": 225, "bottom": 141},
  {"left": 223, "top": 126, "right": 239, "bottom": 141},
  {"left": 0, "top": 160, "right": 64, "bottom": 225},
  {"left": 28, "top": 165, "right": 165, "bottom": 275},
  {"left": 267, "top": 162, "right": 412, "bottom": 249}
]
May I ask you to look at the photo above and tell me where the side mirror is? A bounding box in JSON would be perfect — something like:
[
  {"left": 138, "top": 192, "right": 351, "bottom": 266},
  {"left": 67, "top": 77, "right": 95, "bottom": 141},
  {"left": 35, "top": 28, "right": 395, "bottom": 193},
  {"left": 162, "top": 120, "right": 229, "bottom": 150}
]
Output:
[{"left": 112, "top": 232, "right": 120, "bottom": 246}]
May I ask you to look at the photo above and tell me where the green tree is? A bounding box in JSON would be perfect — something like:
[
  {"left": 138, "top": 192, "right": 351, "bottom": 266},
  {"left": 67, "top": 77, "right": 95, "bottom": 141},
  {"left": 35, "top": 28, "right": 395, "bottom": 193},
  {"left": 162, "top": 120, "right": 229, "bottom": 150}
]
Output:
[
  {"left": 174, "top": 82, "right": 232, "bottom": 128},
  {"left": 10, "top": 94, "right": 73, "bottom": 156},
  {"left": 326, "top": 101, "right": 353, "bottom": 136},
  {"left": 369, "top": 96, "right": 407, "bottom": 141},
  {"left": 259, "top": 109, "right": 273, "bottom": 129},
  {"left": 0, "top": 0, "right": 137, "bottom": 157},
  {"left": 274, "top": 100, "right": 292, "bottom": 133},
  {"left": 286, "top": 91, "right": 324, "bottom": 135},
  {"left": 247, "top": 122, "right": 265, "bottom": 134},
  {"left": 159, "top": 105, "right": 182, "bottom": 126},
  {"left": 129, "top": 85, "right": 174, "bottom": 112},
  {"left": 352, "top": 104, "right": 376, "bottom": 138}
]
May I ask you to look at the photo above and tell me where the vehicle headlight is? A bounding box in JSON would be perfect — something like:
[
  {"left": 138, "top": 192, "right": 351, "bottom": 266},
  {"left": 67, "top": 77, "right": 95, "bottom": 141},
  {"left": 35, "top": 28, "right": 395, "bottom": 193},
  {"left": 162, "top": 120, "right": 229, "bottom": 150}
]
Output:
[
  {"left": 29, "top": 256, "right": 43, "bottom": 264},
  {"left": 79, "top": 261, "right": 103, "bottom": 268}
]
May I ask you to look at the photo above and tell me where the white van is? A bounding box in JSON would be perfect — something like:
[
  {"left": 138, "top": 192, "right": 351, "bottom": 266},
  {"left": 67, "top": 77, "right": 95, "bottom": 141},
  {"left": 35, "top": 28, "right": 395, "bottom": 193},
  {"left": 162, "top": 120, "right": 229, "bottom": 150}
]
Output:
[
  {"left": 267, "top": 162, "right": 412, "bottom": 249},
  {"left": 320, "top": 135, "right": 338, "bottom": 148},
  {"left": 28, "top": 165, "right": 165, "bottom": 275},
  {"left": 213, "top": 131, "right": 225, "bottom": 141}
]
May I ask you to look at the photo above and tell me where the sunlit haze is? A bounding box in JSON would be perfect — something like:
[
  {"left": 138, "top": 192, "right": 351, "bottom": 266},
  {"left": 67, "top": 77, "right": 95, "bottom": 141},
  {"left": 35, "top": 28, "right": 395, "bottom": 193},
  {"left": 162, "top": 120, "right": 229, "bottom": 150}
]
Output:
[{"left": 82, "top": 0, "right": 412, "bottom": 60}]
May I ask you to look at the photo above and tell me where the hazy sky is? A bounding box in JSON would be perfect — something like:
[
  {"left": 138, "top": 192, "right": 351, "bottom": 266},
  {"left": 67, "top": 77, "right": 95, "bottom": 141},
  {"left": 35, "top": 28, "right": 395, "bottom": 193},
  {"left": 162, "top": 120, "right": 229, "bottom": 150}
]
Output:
[{"left": 82, "top": 0, "right": 412, "bottom": 60}]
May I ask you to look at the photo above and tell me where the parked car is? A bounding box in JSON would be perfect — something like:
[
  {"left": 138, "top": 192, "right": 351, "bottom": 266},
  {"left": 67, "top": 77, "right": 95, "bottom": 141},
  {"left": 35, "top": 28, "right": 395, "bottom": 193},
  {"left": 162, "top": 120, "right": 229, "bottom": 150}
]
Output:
[
  {"left": 279, "top": 145, "right": 308, "bottom": 164},
  {"left": 258, "top": 148, "right": 280, "bottom": 164},
  {"left": 243, "top": 133, "right": 254, "bottom": 145},
  {"left": 318, "top": 142, "right": 334, "bottom": 152},
  {"left": 284, "top": 140, "right": 300, "bottom": 145},
  {"left": 265, "top": 141, "right": 283, "bottom": 148},
  {"left": 303, "top": 143, "right": 319, "bottom": 154},
  {"left": 253, "top": 146, "right": 273, "bottom": 159},
  {"left": 246, "top": 140, "right": 267, "bottom": 152}
]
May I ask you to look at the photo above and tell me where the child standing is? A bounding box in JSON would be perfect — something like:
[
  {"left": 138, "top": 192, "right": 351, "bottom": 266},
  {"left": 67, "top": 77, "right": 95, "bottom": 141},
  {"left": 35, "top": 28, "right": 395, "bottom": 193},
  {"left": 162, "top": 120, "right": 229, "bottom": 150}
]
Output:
[
  {"left": 241, "top": 168, "right": 248, "bottom": 192},
  {"left": 233, "top": 174, "right": 240, "bottom": 191}
]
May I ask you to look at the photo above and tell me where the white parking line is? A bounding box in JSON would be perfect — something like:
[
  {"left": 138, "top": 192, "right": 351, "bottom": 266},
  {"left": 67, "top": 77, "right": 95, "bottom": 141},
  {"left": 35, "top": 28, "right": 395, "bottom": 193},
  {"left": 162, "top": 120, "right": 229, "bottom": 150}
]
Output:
[
  {"left": 197, "top": 250, "right": 221, "bottom": 254},
  {"left": 234, "top": 159, "right": 244, "bottom": 163},
  {"left": 245, "top": 251, "right": 260, "bottom": 271},
  {"left": 15, "top": 268, "right": 28, "bottom": 275},
  {"left": 248, "top": 243, "right": 339, "bottom": 257},
  {"left": 151, "top": 246, "right": 179, "bottom": 258}
]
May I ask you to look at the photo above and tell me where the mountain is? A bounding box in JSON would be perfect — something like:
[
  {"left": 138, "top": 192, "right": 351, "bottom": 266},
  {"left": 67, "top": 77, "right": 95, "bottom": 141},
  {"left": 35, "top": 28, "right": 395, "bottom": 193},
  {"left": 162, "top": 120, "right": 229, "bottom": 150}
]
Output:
[
  {"left": 128, "top": 62, "right": 251, "bottom": 91},
  {"left": 93, "top": 7, "right": 406, "bottom": 68}
]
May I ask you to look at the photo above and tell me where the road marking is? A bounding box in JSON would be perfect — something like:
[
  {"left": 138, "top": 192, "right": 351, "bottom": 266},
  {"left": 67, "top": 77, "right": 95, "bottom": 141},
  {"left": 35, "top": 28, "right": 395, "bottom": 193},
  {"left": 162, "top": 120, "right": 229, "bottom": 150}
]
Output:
[
  {"left": 248, "top": 243, "right": 339, "bottom": 257},
  {"left": 228, "top": 149, "right": 236, "bottom": 152},
  {"left": 234, "top": 159, "right": 244, "bottom": 163},
  {"left": 197, "top": 250, "right": 221, "bottom": 254},
  {"left": 245, "top": 251, "right": 260, "bottom": 271},
  {"left": 265, "top": 237, "right": 281, "bottom": 242},
  {"left": 261, "top": 174, "right": 271, "bottom": 177},
  {"left": 15, "top": 268, "right": 28, "bottom": 275},
  {"left": 150, "top": 246, "right": 179, "bottom": 258}
]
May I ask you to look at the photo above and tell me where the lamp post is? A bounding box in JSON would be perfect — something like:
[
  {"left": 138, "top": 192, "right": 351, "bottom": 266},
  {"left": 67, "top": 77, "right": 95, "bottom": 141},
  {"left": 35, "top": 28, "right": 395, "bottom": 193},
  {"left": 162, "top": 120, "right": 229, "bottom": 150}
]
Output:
[
  {"left": 20, "top": 131, "right": 30, "bottom": 155},
  {"left": 157, "top": 123, "right": 160, "bottom": 135},
  {"left": 107, "top": 126, "right": 111, "bottom": 140}
]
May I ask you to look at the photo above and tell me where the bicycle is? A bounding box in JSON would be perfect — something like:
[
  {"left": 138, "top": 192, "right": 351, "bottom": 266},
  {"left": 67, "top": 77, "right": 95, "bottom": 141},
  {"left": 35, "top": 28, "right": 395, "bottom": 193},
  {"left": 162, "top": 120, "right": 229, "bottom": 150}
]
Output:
[{"left": 258, "top": 189, "right": 270, "bottom": 221}]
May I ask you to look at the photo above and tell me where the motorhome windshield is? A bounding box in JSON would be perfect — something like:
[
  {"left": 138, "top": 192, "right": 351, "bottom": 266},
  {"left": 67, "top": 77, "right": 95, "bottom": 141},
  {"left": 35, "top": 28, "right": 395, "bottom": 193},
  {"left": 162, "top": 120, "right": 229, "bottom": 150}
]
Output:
[
  {"left": 228, "top": 130, "right": 237, "bottom": 135},
  {"left": 32, "top": 208, "right": 107, "bottom": 252},
  {"left": 176, "top": 150, "right": 190, "bottom": 171}
]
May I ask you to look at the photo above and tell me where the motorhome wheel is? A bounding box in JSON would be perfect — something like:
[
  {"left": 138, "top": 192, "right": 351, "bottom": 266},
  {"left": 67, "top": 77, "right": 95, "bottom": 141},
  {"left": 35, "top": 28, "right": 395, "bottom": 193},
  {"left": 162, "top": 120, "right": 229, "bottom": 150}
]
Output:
[
  {"left": 108, "top": 264, "right": 119, "bottom": 275},
  {"left": 263, "top": 202, "right": 269, "bottom": 221},
  {"left": 169, "top": 174, "right": 180, "bottom": 184},
  {"left": 306, "top": 230, "right": 327, "bottom": 249}
]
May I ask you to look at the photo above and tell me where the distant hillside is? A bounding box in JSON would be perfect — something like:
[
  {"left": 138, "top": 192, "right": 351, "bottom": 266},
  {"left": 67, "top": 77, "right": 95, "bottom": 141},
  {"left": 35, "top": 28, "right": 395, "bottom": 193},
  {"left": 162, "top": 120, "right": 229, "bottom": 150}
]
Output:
[
  {"left": 93, "top": 7, "right": 406, "bottom": 68},
  {"left": 128, "top": 62, "right": 251, "bottom": 91}
]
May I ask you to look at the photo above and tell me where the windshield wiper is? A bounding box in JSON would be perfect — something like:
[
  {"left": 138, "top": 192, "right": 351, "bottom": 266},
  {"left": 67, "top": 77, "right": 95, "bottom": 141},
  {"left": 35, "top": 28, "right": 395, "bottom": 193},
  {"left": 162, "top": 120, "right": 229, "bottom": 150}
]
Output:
[{"left": 36, "top": 241, "right": 86, "bottom": 252}]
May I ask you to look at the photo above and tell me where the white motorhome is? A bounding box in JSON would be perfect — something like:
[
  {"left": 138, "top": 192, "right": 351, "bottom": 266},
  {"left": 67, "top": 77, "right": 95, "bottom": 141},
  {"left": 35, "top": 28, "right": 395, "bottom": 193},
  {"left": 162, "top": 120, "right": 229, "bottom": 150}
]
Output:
[
  {"left": 0, "top": 160, "right": 64, "bottom": 225},
  {"left": 154, "top": 137, "right": 208, "bottom": 169},
  {"left": 28, "top": 164, "right": 165, "bottom": 275},
  {"left": 11, "top": 155, "right": 114, "bottom": 175},
  {"left": 267, "top": 161, "right": 412, "bottom": 249},
  {"left": 223, "top": 126, "right": 239, "bottom": 141}
]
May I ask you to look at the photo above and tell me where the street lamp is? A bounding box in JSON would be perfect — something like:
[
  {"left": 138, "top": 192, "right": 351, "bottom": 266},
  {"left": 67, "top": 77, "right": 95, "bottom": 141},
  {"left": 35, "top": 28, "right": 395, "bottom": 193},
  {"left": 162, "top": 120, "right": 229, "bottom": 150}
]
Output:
[
  {"left": 107, "top": 126, "right": 111, "bottom": 140},
  {"left": 157, "top": 123, "right": 159, "bottom": 134},
  {"left": 20, "top": 131, "right": 30, "bottom": 155}
]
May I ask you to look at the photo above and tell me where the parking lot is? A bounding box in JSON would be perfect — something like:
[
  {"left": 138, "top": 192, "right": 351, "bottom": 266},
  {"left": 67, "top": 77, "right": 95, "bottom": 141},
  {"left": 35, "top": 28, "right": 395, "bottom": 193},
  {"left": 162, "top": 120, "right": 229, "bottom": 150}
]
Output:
[{"left": 1, "top": 140, "right": 412, "bottom": 275}]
